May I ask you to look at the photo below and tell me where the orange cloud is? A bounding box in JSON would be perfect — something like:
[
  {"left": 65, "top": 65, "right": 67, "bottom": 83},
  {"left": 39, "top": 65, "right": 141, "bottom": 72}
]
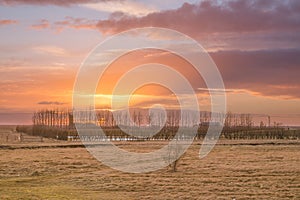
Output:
[
  {"left": 33, "top": 45, "right": 69, "bottom": 57},
  {"left": 83, "top": 1, "right": 156, "bottom": 17},
  {"left": 54, "top": 17, "right": 97, "bottom": 30},
  {"left": 0, "top": 19, "right": 18, "bottom": 26},
  {"left": 31, "top": 19, "right": 50, "bottom": 30},
  {"left": 31, "top": 17, "right": 97, "bottom": 32}
]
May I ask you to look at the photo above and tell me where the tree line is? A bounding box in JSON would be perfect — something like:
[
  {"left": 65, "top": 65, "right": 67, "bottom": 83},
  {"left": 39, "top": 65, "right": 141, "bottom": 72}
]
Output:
[
  {"left": 15, "top": 108, "right": 299, "bottom": 141},
  {"left": 31, "top": 109, "right": 259, "bottom": 128}
]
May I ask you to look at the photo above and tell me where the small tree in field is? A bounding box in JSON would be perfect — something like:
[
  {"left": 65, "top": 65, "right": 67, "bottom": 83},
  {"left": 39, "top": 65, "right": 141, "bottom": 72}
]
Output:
[{"left": 165, "top": 142, "right": 183, "bottom": 172}]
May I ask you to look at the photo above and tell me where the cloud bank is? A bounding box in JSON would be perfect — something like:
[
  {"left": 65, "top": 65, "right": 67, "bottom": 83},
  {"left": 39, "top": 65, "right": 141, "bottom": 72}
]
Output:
[
  {"left": 37, "top": 101, "right": 66, "bottom": 105},
  {"left": 93, "top": 0, "right": 300, "bottom": 36}
]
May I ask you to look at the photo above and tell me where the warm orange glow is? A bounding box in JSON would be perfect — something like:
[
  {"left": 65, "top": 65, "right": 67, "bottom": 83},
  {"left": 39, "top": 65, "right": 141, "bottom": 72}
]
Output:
[{"left": 1, "top": 0, "right": 300, "bottom": 126}]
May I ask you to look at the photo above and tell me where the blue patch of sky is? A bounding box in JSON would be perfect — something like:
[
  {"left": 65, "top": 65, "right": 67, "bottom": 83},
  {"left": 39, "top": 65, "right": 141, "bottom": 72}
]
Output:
[
  {"left": 0, "top": 5, "right": 110, "bottom": 21},
  {"left": 0, "top": 5, "right": 106, "bottom": 56},
  {"left": 146, "top": 0, "right": 200, "bottom": 11}
]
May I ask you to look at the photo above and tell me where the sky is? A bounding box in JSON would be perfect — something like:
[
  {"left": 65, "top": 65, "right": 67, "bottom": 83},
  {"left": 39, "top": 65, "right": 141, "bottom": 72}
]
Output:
[{"left": 0, "top": 0, "right": 300, "bottom": 125}]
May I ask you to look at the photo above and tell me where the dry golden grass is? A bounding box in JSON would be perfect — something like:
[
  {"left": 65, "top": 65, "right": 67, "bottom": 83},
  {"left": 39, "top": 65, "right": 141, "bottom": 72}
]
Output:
[{"left": 0, "top": 127, "right": 299, "bottom": 199}]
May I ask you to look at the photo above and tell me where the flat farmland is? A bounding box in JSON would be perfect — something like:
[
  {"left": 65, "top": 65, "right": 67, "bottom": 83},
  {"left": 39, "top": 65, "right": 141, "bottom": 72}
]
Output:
[{"left": 0, "top": 130, "right": 299, "bottom": 199}]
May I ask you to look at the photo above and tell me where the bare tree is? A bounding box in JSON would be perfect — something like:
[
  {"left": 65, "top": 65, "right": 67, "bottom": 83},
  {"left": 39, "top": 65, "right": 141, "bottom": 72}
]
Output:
[
  {"left": 164, "top": 142, "right": 183, "bottom": 172},
  {"left": 245, "top": 114, "right": 253, "bottom": 128}
]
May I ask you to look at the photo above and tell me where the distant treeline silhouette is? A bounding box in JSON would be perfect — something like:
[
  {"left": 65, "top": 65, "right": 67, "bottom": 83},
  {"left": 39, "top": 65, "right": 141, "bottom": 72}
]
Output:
[
  {"left": 15, "top": 109, "right": 300, "bottom": 141},
  {"left": 29, "top": 109, "right": 258, "bottom": 128}
]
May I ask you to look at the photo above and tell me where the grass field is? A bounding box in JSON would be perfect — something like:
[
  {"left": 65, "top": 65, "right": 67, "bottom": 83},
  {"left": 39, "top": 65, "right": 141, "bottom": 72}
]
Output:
[{"left": 0, "top": 127, "right": 299, "bottom": 199}]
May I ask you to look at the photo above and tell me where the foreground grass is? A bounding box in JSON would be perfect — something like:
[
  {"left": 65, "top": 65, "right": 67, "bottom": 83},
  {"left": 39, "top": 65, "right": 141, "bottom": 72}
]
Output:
[{"left": 0, "top": 141, "right": 299, "bottom": 199}]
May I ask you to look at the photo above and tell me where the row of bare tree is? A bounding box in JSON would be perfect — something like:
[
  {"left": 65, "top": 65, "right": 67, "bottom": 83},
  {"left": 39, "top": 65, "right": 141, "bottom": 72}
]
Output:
[
  {"left": 32, "top": 109, "right": 279, "bottom": 129},
  {"left": 32, "top": 110, "right": 74, "bottom": 129}
]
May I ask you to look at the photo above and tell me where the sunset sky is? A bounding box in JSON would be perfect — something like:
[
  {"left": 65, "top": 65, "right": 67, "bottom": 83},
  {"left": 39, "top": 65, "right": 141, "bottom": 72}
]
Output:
[{"left": 0, "top": 0, "right": 300, "bottom": 125}]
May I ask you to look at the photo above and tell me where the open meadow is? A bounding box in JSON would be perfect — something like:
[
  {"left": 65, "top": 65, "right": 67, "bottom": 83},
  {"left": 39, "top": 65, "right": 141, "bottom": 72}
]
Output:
[{"left": 0, "top": 126, "right": 299, "bottom": 199}]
